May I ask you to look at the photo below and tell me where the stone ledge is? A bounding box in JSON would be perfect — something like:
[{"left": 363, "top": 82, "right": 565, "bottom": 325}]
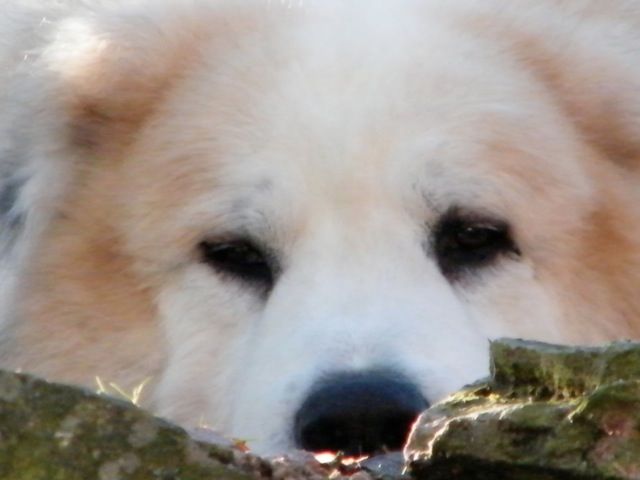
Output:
[{"left": 405, "top": 339, "right": 640, "bottom": 480}]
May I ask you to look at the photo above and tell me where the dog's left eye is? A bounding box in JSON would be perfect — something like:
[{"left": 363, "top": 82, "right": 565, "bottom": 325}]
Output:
[
  {"left": 199, "top": 240, "right": 275, "bottom": 288},
  {"left": 433, "top": 211, "right": 520, "bottom": 278}
]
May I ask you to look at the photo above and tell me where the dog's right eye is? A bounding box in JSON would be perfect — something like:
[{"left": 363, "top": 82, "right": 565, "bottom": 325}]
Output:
[{"left": 199, "top": 240, "right": 275, "bottom": 288}]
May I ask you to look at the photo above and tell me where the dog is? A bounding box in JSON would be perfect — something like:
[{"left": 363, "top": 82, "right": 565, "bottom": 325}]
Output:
[{"left": 1, "top": 0, "right": 640, "bottom": 455}]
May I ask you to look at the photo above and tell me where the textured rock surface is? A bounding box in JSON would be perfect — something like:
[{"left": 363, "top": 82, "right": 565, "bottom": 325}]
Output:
[
  {"left": 6, "top": 339, "right": 640, "bottom": 479},
  {"left": 0, "top": 369, "right": 376, "bottom": 480},
  {"left": 0, "top": 369, "right": 265, "bottom": 479},
  {"left": 405, "top": 339, "right": 640, "bottom": 480}
]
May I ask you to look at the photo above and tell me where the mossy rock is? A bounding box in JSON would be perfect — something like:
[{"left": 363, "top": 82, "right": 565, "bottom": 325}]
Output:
[
  {"left": 0, "top": 370, "right": 260, "bottom": 480},
  {"left": 5, "top": 339, "right": 640, "bottom": 480},
  {"left": 405, "top": 339, "right": 640, "bottom": 480}
]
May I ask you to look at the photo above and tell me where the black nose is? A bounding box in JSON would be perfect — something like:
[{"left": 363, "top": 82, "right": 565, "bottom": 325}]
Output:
[{"left": 294, "top": 371, "right": 428, "bottom": 456}]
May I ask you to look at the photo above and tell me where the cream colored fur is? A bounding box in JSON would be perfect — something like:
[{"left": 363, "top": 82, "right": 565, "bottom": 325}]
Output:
[{"left": 2, "top": 0, "right": 640, "bottom": 453}]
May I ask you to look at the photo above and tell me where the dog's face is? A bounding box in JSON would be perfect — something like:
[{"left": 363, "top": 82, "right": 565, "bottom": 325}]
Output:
[{"left": 9, "top": 0, "right": 640, "bottom": 455}]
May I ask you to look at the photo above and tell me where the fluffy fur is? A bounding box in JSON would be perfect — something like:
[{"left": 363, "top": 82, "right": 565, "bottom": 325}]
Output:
[{"left": 2, "top": 0, "right": 640, "bottom": 453}]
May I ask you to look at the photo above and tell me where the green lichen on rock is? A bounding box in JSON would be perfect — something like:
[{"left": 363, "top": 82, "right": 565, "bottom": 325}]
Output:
[
  {"left": 6, "top": 339, "right": 640, "bottom": 480},
  {"left": 490, "top": 339, "right": 640, "bottom": 397},
  {"left": 0, "top": 370, "right": 256, "bottom": 480},
  {"left": 405, "top": 339, "right": 640, "bottom": 480}
]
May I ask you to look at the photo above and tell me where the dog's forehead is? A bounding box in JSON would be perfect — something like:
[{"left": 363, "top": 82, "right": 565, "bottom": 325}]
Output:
[
  {"left": 136, "top": 3, "right": 595, "bottom": 244},
  {"left": 182, "top": 14, "right": 586, "bottom": 204},
  {"left": 203, "top": 103, "right": 586, "bottom": 226}
]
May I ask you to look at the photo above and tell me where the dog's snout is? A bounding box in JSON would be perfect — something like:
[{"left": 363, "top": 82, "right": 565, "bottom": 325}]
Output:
[{"left": 294, "top": 371, "right": 428, "bottom": 456}]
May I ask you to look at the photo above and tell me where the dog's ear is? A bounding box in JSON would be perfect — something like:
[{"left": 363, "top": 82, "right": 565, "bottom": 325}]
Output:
[
  {"left": 0, "top": 3, "right": 259, "bottom": 275},
  {"left": 47, "top": 7, "right": 205, "bottom": 154},
  {"left": 45, "top": 3, "right": 255, "bottom": 156}
]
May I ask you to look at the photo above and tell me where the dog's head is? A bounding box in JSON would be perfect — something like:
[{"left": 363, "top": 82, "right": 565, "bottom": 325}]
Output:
[{"left": 6, "top": 0, "right": 640, "bottom": 454}]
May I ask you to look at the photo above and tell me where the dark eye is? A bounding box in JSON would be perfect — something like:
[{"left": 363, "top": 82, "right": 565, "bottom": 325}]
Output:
[
  {"left": 433, "top": 210, "right": 520, "bottom": 279},
  {"left": 199, "top": 239, "right": 275, "bottom": 289}
]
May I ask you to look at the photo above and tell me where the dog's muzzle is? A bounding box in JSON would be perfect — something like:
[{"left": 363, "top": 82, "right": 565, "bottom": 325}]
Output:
[{"left": 293, "top": 370, "right": 428, "bottom": 455}]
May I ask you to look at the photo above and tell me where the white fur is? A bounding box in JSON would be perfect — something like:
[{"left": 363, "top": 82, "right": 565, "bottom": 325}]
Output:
[{"left": 2, "top": 0, "right": 640, "bottom": 454}]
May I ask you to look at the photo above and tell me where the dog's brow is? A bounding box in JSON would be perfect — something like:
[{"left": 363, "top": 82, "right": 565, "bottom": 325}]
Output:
[
  {"left": 229, "top": 177, "right": 274, "bottom": 209},
  {"left": 210, "top": 198, "right": 273, "bottom": 245}
]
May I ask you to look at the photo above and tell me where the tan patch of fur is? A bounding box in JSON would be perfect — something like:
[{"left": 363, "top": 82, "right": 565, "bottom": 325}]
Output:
[
  {"left": 8, "top": 168, "right": 163, "bottom": 394},
  {"left": 573, "top": 173, "right": 640, "bottom": 338},
  {"left": 64, "top": 32, "right": 206, "bottom": 157},
  {"left": 5, "top": 5, "right": 271, "bottom": 394},
  {"left": 62, "top": 6, "right": 263, "bottom": 158},
  {"left": 532, "top": 152, "right": 640, "bottom": 343},
  {"left": 455, "top": 2, "right": 640, "bottom": 171}
]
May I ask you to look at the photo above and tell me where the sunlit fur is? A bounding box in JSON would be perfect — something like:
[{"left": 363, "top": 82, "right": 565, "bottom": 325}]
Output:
[{"left": 2, "top": 0, "right": 640, "bottom": 453}]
